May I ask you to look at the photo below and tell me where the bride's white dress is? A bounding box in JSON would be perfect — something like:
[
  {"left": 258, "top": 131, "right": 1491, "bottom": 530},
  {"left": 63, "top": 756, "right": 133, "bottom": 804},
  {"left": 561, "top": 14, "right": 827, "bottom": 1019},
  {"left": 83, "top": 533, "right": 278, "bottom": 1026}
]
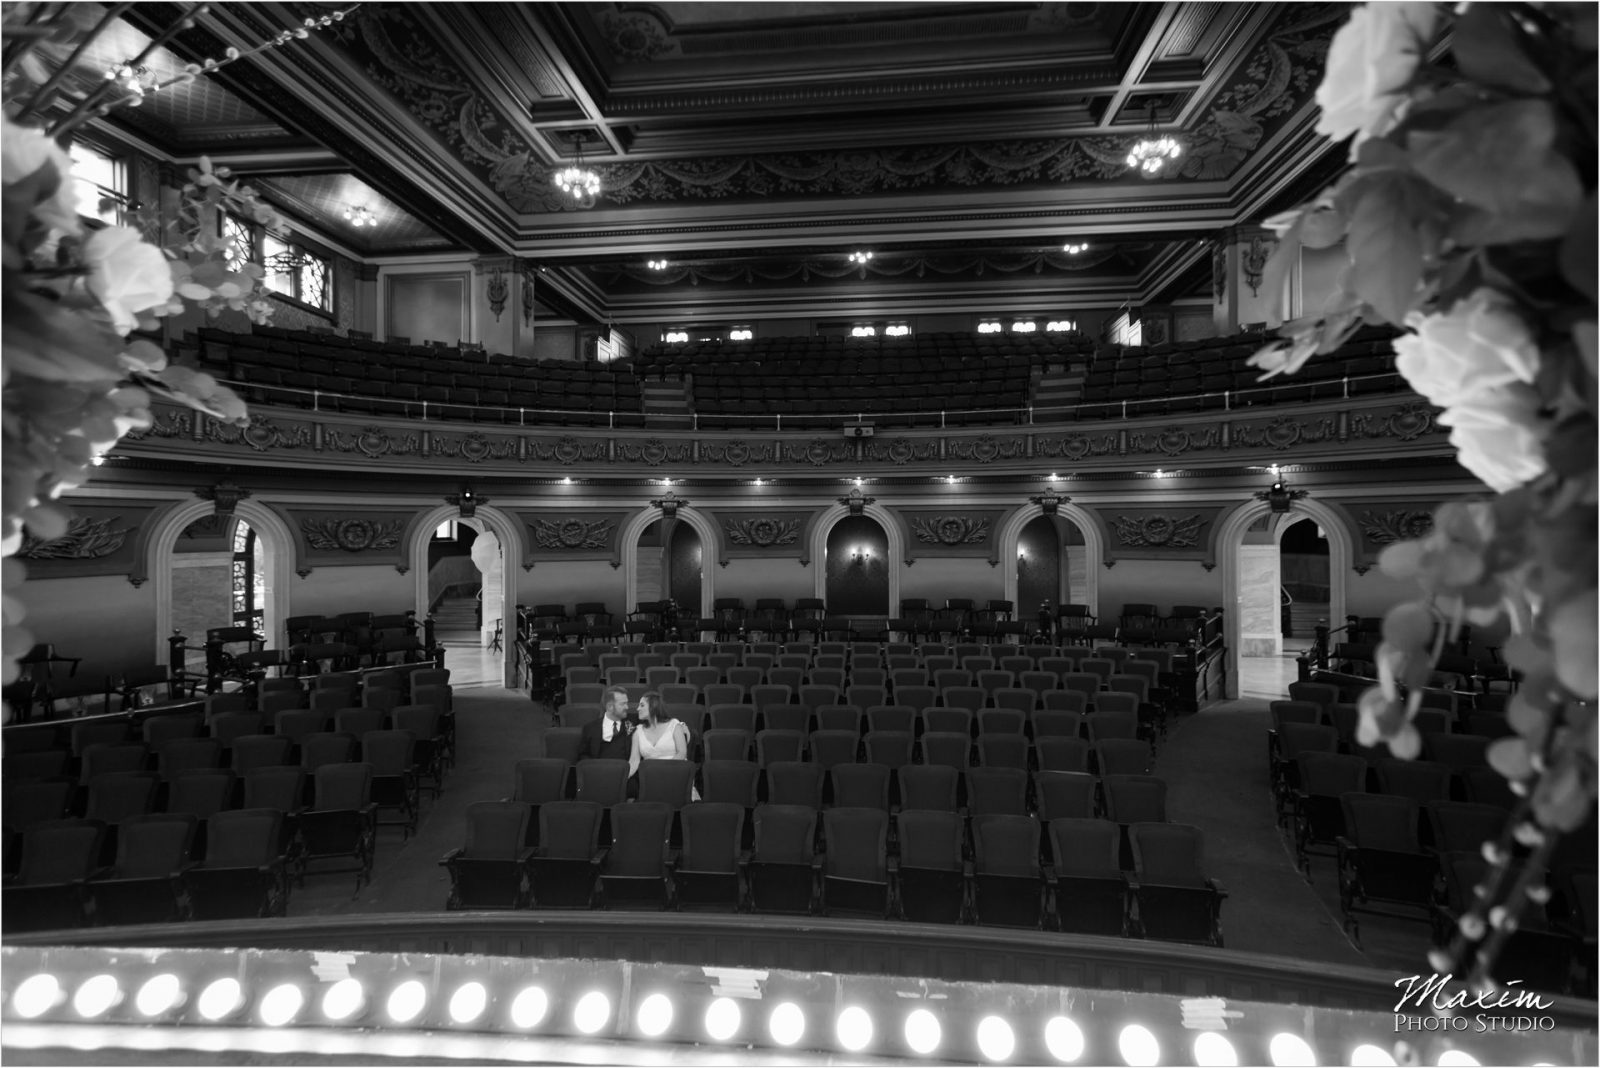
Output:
[{"left": 637, "top": 719, "right": 700, "bottom": 799}]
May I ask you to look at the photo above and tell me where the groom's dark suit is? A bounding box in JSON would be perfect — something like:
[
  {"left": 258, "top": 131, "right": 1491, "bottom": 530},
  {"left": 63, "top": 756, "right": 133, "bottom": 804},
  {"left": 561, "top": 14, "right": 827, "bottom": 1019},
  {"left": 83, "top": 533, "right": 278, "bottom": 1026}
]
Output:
[{"left": 579, "top": 714, "right": 634, "bottom": 761}]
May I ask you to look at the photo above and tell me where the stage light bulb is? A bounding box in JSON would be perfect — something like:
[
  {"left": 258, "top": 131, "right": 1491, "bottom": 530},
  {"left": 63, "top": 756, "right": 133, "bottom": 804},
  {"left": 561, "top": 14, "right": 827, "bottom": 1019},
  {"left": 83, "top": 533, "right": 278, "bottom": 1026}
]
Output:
[
  {"left": 1269, "top": 1032, "right": 1316, "bottom": 1066},
  {"left": 1349, "top": 1046, "right": 1397, "bottom": 1066},
  {"left": 636, "top": 993, "right": 673, "bottom": 1037},
  {"left": 448, "top": 982, "right": 487, "bottom": 1024},
  {"left": 837, "top": 1005, "right": 873, "bottom": 1051},
  {"left": 198, "top": 978, "right": 243, "bottom": 1021},
  {"left": 322, "top": 978, "right": 365, "bottom": 1021},
  {"left": 509, "top": 986, "right": 548, "bottom": 1029},
  {"left": 136, "top": 974, "right": 182, "bottom": 1017},
  {"left": 705, "top": 996, "right": 740, "bottom": 1041},
  {"left": 574, "top": 991, "right": 611, "bottom": 1034},
  {"left": 259, "top": 984, "right": 304, "bottom": 1027},
  {"left": 1194, "top": 1031, "right": 1239, "bottom": 1066},
  {"left": 1045, "top": 1016, "right": 1086, "bottom": 1062},
  {"left": 1436, "top": 1054, "right": 1479, "bottom": 1067},
  {"left": 769, "top": 1002, "right": 805, "bottom": 1046},
  {"left": 387, "top": 980, "right": 427, "bottom": 1024},
  {"left": 11, "top": 974, "right": 60, "bottom": 1019},
  {"left": 71, "top": 975, "right": 119, "bottom": 1018},
  {"left": 977, "top": 1015, "right": 1015, "bottom": 1061},
  {"left": 1119, "top": 1023, "right": 1160, "bottom": 1066},
  {"left": 904, "top": 1008, "right": 941, "bottom": 1054}
]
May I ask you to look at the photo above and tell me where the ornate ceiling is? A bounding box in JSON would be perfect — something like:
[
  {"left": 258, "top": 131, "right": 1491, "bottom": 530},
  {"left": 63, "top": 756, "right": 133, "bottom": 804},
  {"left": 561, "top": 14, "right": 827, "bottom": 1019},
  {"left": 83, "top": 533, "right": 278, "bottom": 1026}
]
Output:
[{"left": 110, "top": 2, "right": 1351, "bottom": 323}]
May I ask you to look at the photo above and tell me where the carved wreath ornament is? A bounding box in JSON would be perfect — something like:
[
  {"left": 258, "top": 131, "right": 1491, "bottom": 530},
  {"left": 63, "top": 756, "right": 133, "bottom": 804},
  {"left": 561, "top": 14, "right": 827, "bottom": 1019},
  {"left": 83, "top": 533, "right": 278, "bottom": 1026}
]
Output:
[
  {"left": 18, "top": 516, "right": 130, "bottom": 559},
  {"left": 724, "top": 517, "right": 800, "bottom": 547},
  {"left": 1111, "top": 513, "right": 1204, "bottom": 549},
  {"left": 1360, "top": 509, "right": 1434, "bottom": 545},
  {"left": 911, "top": 516, "right": 991, "bottom": 545},
  {"left": 532, "top": 518, "right": 614, "bottom": 550},
  {"left": 301, "top": 518, "right": 405, "bottom": 552}
]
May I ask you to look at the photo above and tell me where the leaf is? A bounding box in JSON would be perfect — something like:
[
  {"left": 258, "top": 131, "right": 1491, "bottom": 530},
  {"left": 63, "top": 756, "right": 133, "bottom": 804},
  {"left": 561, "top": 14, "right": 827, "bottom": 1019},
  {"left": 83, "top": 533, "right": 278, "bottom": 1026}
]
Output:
[
  {"left": 1560, "top": 195, "right": 1598, "bottom": 303},
  {"left": 1451, "top": 3, "right": 1551, "bottom": 94},
  {"left": 1257, "top": 213, "right": 1302, "bottom": 318},
  {"left": 1346, "top": 174, "right": 1424, "bottom": 325}
]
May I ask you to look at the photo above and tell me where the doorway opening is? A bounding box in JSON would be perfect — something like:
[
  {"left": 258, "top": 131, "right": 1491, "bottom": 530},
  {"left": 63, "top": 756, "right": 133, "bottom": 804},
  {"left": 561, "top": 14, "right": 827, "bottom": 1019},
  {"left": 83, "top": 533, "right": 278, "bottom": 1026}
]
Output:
[
  {"left": 825, "top": 515, "right": 889, "bottom": 617},
  {"left": 428, "top": 517, "right": 504, "bottom": 686},
  {"left": 636, "top": 518, "right": 703, "bottom": 613},
  {"left": 1278, "top": 516, "right": 1330, "bottom": 656},
  {"left": 170, "top": 515, "right": 266, "bottom": 676}
]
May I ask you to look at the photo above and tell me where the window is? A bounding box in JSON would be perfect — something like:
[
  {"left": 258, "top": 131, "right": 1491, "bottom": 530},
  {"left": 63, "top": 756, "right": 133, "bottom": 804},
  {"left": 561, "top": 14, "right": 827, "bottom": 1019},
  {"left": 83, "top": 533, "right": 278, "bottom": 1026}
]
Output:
[
  {"left": 729, "top": 327, "right": 754, "bottom": 341},
  {"left": 977, "top": 321, "right": 1002, "bottom": 334},
  {"left": 663, "top": 330, "right": 689, "bottom": 343},
  {"left": 69, "top": 142, "right": 126, "bottom": 225},
  {"left": 884, "top": 324, "right": 911, "bottom": 337},
  {"left": 850, "top": 325, "right": 876, "bottom": 337},
  {"left": 231, "top": 520, "right": 263, "bottom": 633},
  {"left": 1046, "top": 319, "right": 1078, "bottom": 332},
  {"left": 434, "top": 520, "right": 458, "bottom": 540},
  {"left": 1011, "top": 320, "right": 1037, "bottom": 333},
  {"left": 225, "top": 214, "right": 333, "bottom": 312}
]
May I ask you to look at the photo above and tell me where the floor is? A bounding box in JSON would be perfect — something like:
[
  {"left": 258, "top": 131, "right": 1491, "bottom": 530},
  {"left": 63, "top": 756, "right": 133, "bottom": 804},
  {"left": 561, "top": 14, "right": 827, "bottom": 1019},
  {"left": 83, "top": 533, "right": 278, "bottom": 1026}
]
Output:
[{"left": 285, "top": 667, "right": 1437, "bottom": 982}]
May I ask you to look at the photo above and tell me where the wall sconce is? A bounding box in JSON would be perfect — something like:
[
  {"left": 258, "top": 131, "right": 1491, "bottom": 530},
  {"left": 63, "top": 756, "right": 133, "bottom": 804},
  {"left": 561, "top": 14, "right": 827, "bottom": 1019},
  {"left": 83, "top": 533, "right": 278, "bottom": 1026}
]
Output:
[
  {"left": 852, "top": 546, "right": 873, "bottom": 564},
  {"left": 445, "top": 487, "right": 488, "bottom": 518},
  {"left": 1255, "top": 478, "right": 1308, "bottom": 515}
]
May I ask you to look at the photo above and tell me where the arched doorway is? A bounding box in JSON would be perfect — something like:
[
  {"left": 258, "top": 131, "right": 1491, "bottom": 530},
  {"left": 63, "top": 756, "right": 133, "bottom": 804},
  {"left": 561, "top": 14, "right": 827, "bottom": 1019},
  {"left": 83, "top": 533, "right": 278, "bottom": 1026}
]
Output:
[
  {"left": 825, "top": 515, "right": 889, "bottom": 616},
  {"left": 148, "top": 499, "right": 293, "bottom": 664},
  {"left": 1215, "top": 498, "right": 1352, "bottom": 699},
  {"left": 408, "top": 505, "right": 520, "bottom": 688},
  {"left": 1015, "top": 513, "right": 1092, "bottom": 619},
  {"left": 635, "top": 518, "right": 703, "bottom": 613},
  {"left": 1278, "top": 515, "right": 1330, "bottom": 654}
]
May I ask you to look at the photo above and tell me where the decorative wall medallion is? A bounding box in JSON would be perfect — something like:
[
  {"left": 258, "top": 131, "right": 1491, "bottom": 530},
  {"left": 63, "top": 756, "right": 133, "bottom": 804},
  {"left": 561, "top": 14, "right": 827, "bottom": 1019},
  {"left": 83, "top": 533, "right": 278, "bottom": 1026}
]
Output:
[
  {"left": 323, "top": 426, "right": 422, "bottom": 459},
  {"left": 532, "top": 517, "right": 614, "bottom": 550},
  {"left": 947, "top": 434, "right": 1024, "bottom": 463},
  {"left": 724, "top": 517, "right": 800, "bottom": 547},
  {"left": 1126, "top": 427, "right": 1210, "bottom": 457},
  {"left": 864, "top": 437, "right": 935, "bottom": 465},
  {"left": 911, "top": 515, "right": 991, "bottom": 545},
  {"left": 302, "top": 518, "right": 405, "bottom": 552},
  {"left": 1232, "top": 416, "right": 1335, "bottom": 452},
  {"left": 486, "top": 267, "right": 508, "bottom": 321},
  {"left": 1111, "top": 513, "right": 1204, "bottom": 548},
  {"left": 786, "top": 438, "right": 849, "bottom": 466},
  {"left": 1243, "top": 235, "right": 1275, "bottom": 297},
  {"left": 1360, "top": 509, "right": 1434, "bottom": 545},
  {"left": 435, "top": 431, "right": 515, "bottom": 464},
  {"left": 708, "top": 440, "right": 751, "bottom": 466},
  {"left": 18, "top": 516, "right": 130, "bottom": 559},
  {"left": 239, "top": 417, "right": 313, "bottom": 452}
]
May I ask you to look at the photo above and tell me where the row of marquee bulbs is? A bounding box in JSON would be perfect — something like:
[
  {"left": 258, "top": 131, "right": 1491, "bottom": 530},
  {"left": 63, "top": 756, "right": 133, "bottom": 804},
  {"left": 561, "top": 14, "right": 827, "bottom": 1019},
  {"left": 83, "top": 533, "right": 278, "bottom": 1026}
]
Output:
[{"left": 7, "top": 970, "right": 1437, "bottom": 1066}]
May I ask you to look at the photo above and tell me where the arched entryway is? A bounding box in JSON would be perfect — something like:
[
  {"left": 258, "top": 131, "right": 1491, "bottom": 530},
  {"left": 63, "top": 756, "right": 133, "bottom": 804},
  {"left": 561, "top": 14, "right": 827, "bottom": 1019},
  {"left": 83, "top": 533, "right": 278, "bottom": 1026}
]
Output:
[
  {"left": 618, "top": 506, "right": 719, "bottom": 619},
  {"left": 995, "top": 502, "right": 1103, "bottom": 617},
  {"left": 147, "top": 499, "right": 294, "bottom": 664},
  {"left": 408, "top": 504, "right": 521, "bottom": 688},
  {"left": 1214, "top": 498, "right": 1353, "bottom": 699},
  {"left": 634, "top": 518, "right": 703, "bottom": 613},
  {"left": 824, "top": 514, "right": 890, "bottom": 616},
  {"left": 807, "top": 500, "right": 904, "bottom": 612}
]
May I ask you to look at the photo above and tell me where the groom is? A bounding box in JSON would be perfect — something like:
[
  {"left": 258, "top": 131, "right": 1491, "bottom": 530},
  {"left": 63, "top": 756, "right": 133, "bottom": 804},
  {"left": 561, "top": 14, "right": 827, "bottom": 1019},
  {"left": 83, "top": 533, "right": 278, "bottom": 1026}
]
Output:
[{"left": 579, "top": 685, "right": 636, "bottom": 761}]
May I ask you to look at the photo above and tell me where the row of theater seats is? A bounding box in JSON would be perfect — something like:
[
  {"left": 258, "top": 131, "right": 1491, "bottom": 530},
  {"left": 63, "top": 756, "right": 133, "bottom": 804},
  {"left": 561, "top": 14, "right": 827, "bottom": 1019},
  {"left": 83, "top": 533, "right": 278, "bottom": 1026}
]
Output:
[
  {"left": 632, "top": 331, "right": 1093, "bottom": 374},
  {"left": 2, "top": 670, "right": 456, "bottom": 932},
  {"left": 1266, "top": 684, "right": 1596, "bottom": 994},
  {"left": 188, "top": 325, "right": 645, "bottom": 426},
  {"left": 444, "top": 798, "right": 1222, "bottom": 939}
]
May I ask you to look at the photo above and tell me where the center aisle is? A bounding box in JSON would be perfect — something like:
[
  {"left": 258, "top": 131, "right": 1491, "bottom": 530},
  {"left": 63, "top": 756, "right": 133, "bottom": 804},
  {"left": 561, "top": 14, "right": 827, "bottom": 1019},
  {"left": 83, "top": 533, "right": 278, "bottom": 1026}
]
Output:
[
  {"left": 1153, "top": 699, "right": 1368, "bottom": 967},
  {"left": 293, "top": 688, "right": 551, "bottom": 917}
]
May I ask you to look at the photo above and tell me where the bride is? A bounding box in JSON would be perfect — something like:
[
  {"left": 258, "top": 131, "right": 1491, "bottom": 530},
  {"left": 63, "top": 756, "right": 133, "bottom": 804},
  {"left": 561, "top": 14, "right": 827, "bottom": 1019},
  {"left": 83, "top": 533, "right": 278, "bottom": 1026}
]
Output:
[{"left": 628, "top": 692, "right": 697, "bottom": 796}]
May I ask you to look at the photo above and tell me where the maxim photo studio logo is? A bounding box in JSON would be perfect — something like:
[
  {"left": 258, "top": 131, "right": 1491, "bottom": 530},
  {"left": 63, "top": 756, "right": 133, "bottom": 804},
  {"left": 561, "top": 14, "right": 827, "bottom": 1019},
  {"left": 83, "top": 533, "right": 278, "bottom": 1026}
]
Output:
[{"left": 1393, "top": 974, "right": 1556, "bottom": 1033}]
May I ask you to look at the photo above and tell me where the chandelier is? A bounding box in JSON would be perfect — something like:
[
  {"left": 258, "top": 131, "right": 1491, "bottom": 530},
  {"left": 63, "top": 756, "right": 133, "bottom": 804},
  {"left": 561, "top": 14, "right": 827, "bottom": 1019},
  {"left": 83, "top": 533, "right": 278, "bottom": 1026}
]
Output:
[
  {"left": 552, "top": 132, "right": 601, "bottom": 208},
  {"left": 1062, "top": 241, "right": 1089, "bottom": 254},
  {"left": 343, "top": 204, "right": 376, "bottom": 228},
  {"left": 1125, "top": 103, "right": 1182, "bottom": 178}
]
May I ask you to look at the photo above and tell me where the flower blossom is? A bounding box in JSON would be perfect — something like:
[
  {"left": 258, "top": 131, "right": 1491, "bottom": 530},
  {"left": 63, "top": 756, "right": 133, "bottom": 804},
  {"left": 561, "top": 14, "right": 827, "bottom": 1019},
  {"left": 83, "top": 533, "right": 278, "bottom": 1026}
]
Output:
[
  {"left": 83, "top": 227, "right": 175, "bottom": 336},
  {"left": 1314, "top": 2, "right": 1439, "bottom": 150},
  {"left": 1, "top": 114, "right": 81, "bottom": 235},
  {"left": 1393, "top": 289, "right": 1542, "bottom": 409}
]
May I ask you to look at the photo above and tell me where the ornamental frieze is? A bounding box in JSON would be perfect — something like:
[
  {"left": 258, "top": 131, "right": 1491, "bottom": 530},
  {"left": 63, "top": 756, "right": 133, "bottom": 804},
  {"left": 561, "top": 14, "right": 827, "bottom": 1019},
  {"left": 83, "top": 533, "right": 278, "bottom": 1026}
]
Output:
[
  {"left": 946, "top": 434, "right": 1025, "bottom": 464},
  {"left": 301, "top": 518, "right": 406, "bottom": 552},
  {"left": 911, "top": 515, "right": 991, "bottom": 545},
  {"left": 894, "top": 509, "right": 1004, "bottom": 562},
  {"left": 323, "top": 426, "right": 423, "bottom": 459},
  {"left": 701, "top": 440, "right": 777, "bottom": 467},
  {"left": 531, "top": 517, "right": 615, "bottom": 550},
  {"left": 1230, "top": 415, "right": 1338, "bottom": 452},
  {"left": 1126, "top": 425, "right": 1224, "bottom": 458},
  {"left": 1347, "top": 403, "right": 1439, "bottom": 442},
  {"left": 863, "top": 437, "right": 939, "bottom": 465},
  {"left": 432, "top": 430, "right": 519, "bottom": 464},
  {"left": 783, "top": 438, "right": 854, "bottom": 466},
  {"left": 1359, "top": 509, "right": 1435, "bottom": 546},
  {"left": 1036, "top": 432, "right": 1118, "bottom": 461},
  {"left": 722, "top": 516, "right": 803, "bottom": 548},
  {"left": 207, "top": 416, "right": 314, "bottom": 453},
  {"left": 1108, "top": 512, "right": 1209, "bottom": 550},
  {"left": 19, "top": 516, "right": 130, "bottom": 559},
  {"left": 529, "top": 436, "right": 608, "bottom": 465},
  {"left": 615, "top": 438, "right": 693, "bottom": 467}
]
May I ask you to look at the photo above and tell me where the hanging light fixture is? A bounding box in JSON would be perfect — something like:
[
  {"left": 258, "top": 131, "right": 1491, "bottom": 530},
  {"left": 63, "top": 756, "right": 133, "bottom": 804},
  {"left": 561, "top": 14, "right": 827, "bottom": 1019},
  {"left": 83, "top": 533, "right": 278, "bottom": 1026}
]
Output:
[
  {"left": 1062, "top": 241, "right": 1089, "bottom": 254},
  {"left": 1125, "top": 102, "right": 1182, "bottom": 178},
  {"left": 848, "top": 250, "right": 873, "bottom": 265},
  {"left": 553, "top": 132, "right": 602, "bottom": 208},
  {"left": 343, "top": 204, "right": 376, "bottom": 228}
]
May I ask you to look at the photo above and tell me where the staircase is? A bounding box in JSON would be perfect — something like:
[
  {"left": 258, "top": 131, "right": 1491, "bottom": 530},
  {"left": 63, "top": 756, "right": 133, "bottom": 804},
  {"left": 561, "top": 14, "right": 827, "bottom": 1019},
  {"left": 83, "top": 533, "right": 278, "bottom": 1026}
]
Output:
[
  {"left": 431, "top": 590, "right": 481, "bottom": 649},
  {"left": 1288, "top": 601, "right": 1329, "bottom": 639},
  {"left": 1031, "top": 361, "right": 1088, "bottom": 419},
  {"left": 642, "top": 377, "right": 695, "bottom": 429}
]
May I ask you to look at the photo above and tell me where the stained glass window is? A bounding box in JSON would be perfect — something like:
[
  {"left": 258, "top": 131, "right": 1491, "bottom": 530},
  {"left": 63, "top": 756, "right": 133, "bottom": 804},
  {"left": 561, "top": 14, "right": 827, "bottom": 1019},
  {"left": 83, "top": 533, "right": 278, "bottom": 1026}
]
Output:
[
  {"left": 69, "top": 142, "right": 125, "bottom": 225},
  {"left": 222, "top": 215, "right": 253, "bottom": 272}
]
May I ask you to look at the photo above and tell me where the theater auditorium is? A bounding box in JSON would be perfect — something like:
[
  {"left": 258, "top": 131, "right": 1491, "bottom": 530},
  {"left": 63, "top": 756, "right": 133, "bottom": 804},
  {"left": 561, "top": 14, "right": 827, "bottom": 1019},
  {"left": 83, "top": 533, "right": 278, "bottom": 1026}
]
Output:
[{"left": 2, "top": 2, "right": 1595, "bottom": 1065}]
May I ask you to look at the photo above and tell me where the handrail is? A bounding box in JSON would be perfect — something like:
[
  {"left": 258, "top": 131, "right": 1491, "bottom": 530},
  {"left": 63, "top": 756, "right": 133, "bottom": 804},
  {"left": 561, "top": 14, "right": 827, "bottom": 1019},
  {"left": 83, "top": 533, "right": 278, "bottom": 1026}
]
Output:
[{"left": 211, "top": 371, "right": 1412, "bottom": 430}]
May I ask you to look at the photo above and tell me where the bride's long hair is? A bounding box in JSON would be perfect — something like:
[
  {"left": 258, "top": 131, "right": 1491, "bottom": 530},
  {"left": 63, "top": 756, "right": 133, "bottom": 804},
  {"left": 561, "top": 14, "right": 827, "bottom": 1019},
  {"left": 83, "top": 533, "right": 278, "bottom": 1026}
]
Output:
[{"left": 637, "top": 690, "right": 665, "bottom": 727}]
